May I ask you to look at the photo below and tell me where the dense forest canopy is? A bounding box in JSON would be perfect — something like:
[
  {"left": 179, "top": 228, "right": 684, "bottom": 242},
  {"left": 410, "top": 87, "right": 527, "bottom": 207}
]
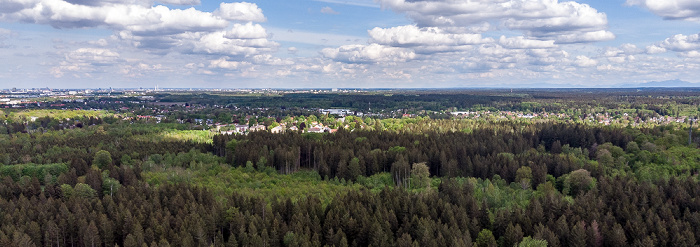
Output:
[{"left": 0, "top": 89, "right": 699, "bottom": 247}]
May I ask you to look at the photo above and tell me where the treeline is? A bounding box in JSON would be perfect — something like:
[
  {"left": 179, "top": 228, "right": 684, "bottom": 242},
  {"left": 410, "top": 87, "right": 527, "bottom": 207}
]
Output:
[
  {"left": 0, "top": 124, "right": 212, "bottom": 170},
  {"left": 215, "top": 122, "right": 639, "bottom": 183}
]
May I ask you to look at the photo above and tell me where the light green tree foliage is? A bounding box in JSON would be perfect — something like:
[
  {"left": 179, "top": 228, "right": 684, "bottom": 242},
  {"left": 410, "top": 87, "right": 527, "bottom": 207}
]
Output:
[
  {"left": 348, "top": 157, "right": 362, "bottom": 180},
  {"left": 256, "top": 156, "right": 268, "bottom": 172},
  {"left": 565, "top": 169, "right": 595, "bottom": 196},
  {"left": 93, "top": 150, "right": 112, "bottom": 169},
  {"left": 102, "top": 171, "right": 120, "bottom": 197},
  {"left": 60, "top": 184, "right": 73, "bottom": 198},
  {"left": 410, "top": 162, "right": 430, "bottom": 189},
  {"left": 0, "top": 163, "right": 68, "bottom": 182},
  {"left": 476, "top": 229, "right": 497, "bottom": 247},
  {"left": 60, "top": 183, "right": 96, "bottom": 199},
  {"left": 245, "top": 161, "right": 255, "bottom": 173},
  {"left": 518, "top": 237, "right": 548, "bottom": 247},
  {"left": 515, "top": 166, "right": 533, "bottom": 189}
]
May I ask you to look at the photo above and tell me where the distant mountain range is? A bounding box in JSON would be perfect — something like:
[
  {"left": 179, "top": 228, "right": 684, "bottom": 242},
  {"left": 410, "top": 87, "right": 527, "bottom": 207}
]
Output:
[
  {"left": 486, "top": 79, "right": 700, "bottom": 88},
  {"left": 617, "top": 79, "right": 700, "bottom": 88}
]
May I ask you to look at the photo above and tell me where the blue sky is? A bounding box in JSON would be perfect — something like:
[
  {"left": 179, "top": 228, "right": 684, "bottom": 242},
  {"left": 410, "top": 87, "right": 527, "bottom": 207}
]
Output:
[{"left": 0, "top": 0, "right": 699, "bottom": 88}]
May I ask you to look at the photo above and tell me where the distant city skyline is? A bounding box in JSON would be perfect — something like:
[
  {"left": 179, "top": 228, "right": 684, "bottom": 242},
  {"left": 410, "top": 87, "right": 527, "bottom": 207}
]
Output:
[{"left": 1, "top": 0, "right": 699, "bottom": 88}]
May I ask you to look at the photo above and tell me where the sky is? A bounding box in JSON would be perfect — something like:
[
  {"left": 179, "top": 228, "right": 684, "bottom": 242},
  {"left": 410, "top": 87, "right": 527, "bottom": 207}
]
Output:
[{"left": 0, "top": 0, "right": 699, "bottom": 89}]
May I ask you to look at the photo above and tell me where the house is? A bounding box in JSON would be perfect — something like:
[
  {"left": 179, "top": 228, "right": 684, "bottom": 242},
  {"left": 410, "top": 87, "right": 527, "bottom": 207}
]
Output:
[
  {"left": 235, "top": 124, "right": 249, "bottom": 133},
  {"left": 271, "top": 125, "right": 285, "bottom": 134},
  {"left": 249, "top": 124, "right": 266, "bottom": 132},
  {"left": 307, "top": 127, "right": 324, "bottom": 133},
  {"left": 320, "top": 109, "right": 353, "bottom": 116}
]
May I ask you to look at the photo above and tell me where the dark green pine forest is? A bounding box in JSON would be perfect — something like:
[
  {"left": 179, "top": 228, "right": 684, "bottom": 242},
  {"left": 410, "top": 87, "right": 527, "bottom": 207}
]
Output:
[{"left": 1, "top": 89, "right": 700, "bottom": 247}]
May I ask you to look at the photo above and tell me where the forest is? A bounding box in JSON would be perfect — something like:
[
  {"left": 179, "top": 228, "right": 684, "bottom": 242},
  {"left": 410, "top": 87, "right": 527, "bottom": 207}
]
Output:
[{"left": 0, "top": 89, "right": 699, "bottom": 246}]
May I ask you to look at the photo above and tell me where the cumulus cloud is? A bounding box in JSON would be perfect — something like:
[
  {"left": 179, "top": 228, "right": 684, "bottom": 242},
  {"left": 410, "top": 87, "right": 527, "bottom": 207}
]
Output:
[
  {"left": 320, "top": 6, "right": 339, "bottom": 15},
  {"left": 64, "top": 0, "right": 201, "bottom": 6},
  {"left": 66, "top": 48, "right": 120, "bottom": 65},
  {"left": 252, "top": 54, "right": 294, "bottom": 66},
  {"left": 109, "top": 6, "right": 227, "bottom": 36},
  {"left": 645, "top": 33, "right": 700, "bottom": 58},
  {"left": 498, "top": 36, "right": 556, "bottom": 49},
  {"left": 547, "top": 30, "right": 615, "bottom": 44},
  {"left": 683, "top": 50, "right": 700, "bottom": 58},
  {"left": 1, "top": 0, "right": 280, "bottom": 60},
  {"left": 0, "top": 0, "right": 228, "bottom": 33},
  {"left": 209, "top": 57, "right": 251, "bottom": 70},
  {"left": 369, "top": 25, "right": 491, "bottom": 48},
  {"left": 224, "top": 22, "right": 268, "bottom": 39},
  {"left": 321, "top": 44, "right": 416, "bottom": 63},
  {"left": 646, "top": 45, "right": 666, "bottom": 54},
  {"left": 653, "top": 33, "right": 700, "bottom": 52},
  {"left": 602, "top": 43, "right": 640, "bottom": 63},
  {"left": 120, "top": 62, "right": 166, "bottom": 78},
  {"left": 575, "top": 55, "right": 597, "bottom": 67},
  {"left": 376, "top": 0, "right": 614, "bottom": 43},
  {"left": 51, "top": 48, "right": 121, "bottom": 77},
  {"left": 214, "top": 2, "right": 266, "bottom": 22},
  {"left": 626, "top": 0, "right": 700, "bottom": 21},
  {"left": 157, "top": 0, "right": 201, "bottom": 5},
  {"left": 188, "top": 28, "right": 279, "bottom": 56},
  {"left": 0, "top": 0, "right": 288, "bottom": 81}
]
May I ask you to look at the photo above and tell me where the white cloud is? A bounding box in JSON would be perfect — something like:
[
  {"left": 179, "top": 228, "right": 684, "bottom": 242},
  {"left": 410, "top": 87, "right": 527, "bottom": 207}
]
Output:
[
  {"left": 644, "top": 33, "right": 700, "bottom": 57},
  {"left": 63, "top": 0, "right": 202, "bottom": 7},
  {"left": 602, "top": 44, "right": 640, "bottom": 63},
  {"left": 646, "top": 45, "right": 666, "bottom": 54},
  {"left": 108, "top": 6, "right": 227, "bottom": 35},
  {"left": 549, "top": 30, "right": 615, "bottom": 44},
  {"left": 0, "top": 0, "right": 228, "bottom": 34},
  {"left": 0, "top": 0, "right": 283, "bottom": 80},
  {"left": 157, "top": 0, "right": 201, "bottom": 5},
  {"left": 209, "top": 57, "right": 251, "bottom": 70},
  {"left": 498, "top": 36, "right": 556, "bottom": 49},
  {"left": 376, "top": 0, "right": 613, "bottom": 43},
  {"left": 189, "top": 29, "right": 278, "bottom": 56},
  {"left": 626, "top": 0, "right": 700, "bottom": 21},
  {"left": 66, "top": 48, "right": 120, "bottom": 65},
  {"left": 655, "top": 33, "right": 700, "bottom": 52},
  {"left": 320, "top": 6, "right": 339, "bottom": 15},
  {"left": 51, "top": 48, "right": 121, "bottom": 77},
  {"left": 62, "top": 0, "right": 150, "bottom": 7},
  {"left": 120, "top": 62, "right": 166, "bottom": 78},
  {"left": 88, "top": 38, "right": 109, "bottom": 47},
  {"left": 214, "top": 2, "right": 266, "bottom": 22},
  {"left": 369, "top": 25, "right": 491, "bottom": 48},
  {"left": 252, "top": 54, "right": 294, "bottom": 65},
  {"left": 225, "top": 22, "right": 268, "bottom": 39},
  {"left": 321, "top": 44, "right": 416, "bottom": 63},
  {"left": 574, "top": 55, "right": 597, "bottom": 67},
  {"left": 682, "top": 50, "right": 700, "bottom": 58},
  {"left": 312, "top": 0, "right": 379, "bottom": 8}
]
